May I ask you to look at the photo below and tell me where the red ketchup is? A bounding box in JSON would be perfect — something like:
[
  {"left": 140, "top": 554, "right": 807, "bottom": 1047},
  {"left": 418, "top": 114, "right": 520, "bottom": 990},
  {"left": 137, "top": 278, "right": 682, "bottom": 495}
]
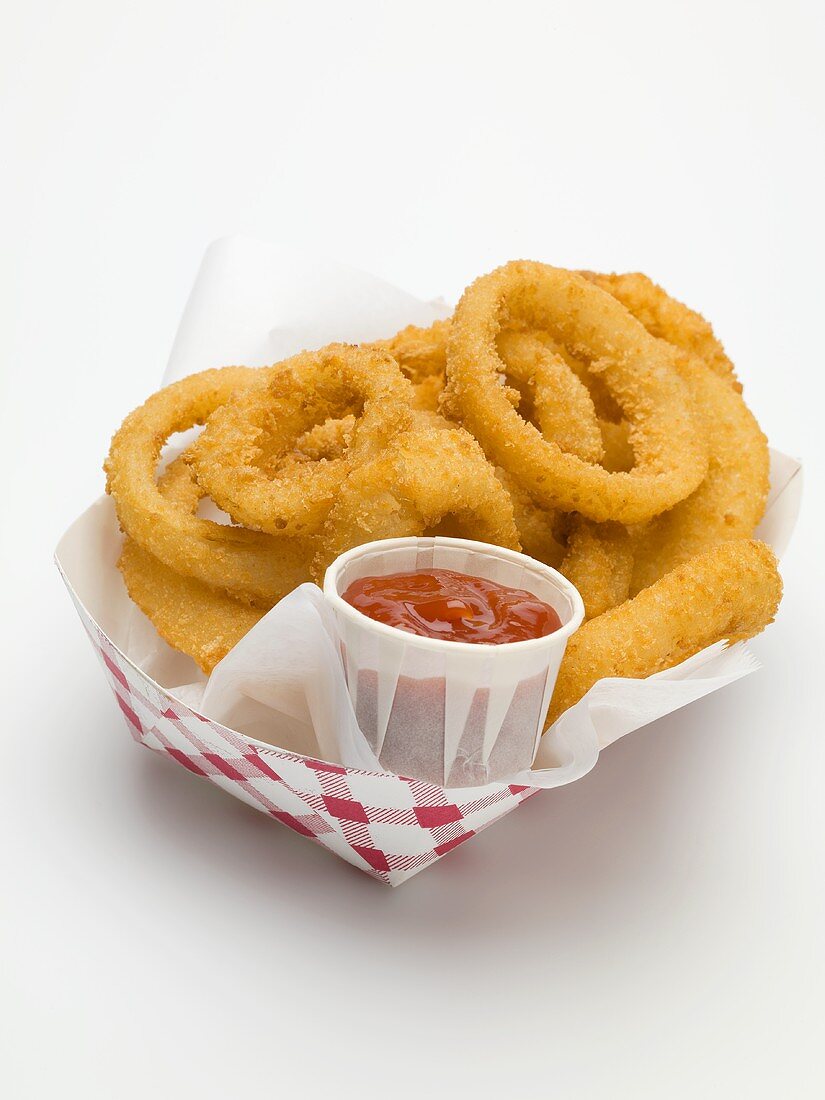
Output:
[{"left": 341, "top": 568, "right": 562, "bottom": 644}]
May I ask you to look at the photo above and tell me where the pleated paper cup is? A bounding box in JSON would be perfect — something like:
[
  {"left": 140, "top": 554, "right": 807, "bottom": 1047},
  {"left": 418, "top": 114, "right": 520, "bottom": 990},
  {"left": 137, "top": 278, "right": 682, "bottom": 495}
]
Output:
[{"left": 323, "top": 537, "right": 585, "bottom": 787}]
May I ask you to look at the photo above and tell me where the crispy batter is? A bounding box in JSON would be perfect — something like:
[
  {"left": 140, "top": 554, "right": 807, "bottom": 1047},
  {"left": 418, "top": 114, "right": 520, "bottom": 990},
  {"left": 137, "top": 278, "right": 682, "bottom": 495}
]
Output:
[
  {"left": 443, "top": 261, "right": 708, "bottom": 524},
  {"left": 547, "top": 540, "right": 782, "bottom": 724},
  {"left": 559, "top": 518, "right": 635, "bottom": 620},
  {"left": 104, "top": 367, "right": 312, "bottom": 605},
  {"left": 117, "top": 457, "right": 271, "bottom": 672},
  {"left": 104, "top": 264, "right": 781, "bottom": 707},
  {"left": 119, "top": 538, "right": 264, "bottom": 673},
  {"left": 313, "top": 422, "right": 520, "bottom": 581},
  {"left": 494, "top": 468, "right": 565, "bottom": 569},
  {"left": 496, "top": 329, "right": 604, "bottom": 463},
  {"left": 289, "top": 414, "right": 356, "bottom": 463},
  {"left": 190, "top": 345, "right": 415, "bottom": 537},
  {"left": 496, "top": 329, "right": 632, "bottom": 614},
  {"left": 588, "top": 273, "right": 769, "bottom": 592},
  {"left": 630, "top": 352, "right": 769, "bottom": 592},
  {"left": 582, "top": 271, "right": 740, "bottom": 391},
  {"left": 371, "top": 320, "right": 450, "bottom": 412}
]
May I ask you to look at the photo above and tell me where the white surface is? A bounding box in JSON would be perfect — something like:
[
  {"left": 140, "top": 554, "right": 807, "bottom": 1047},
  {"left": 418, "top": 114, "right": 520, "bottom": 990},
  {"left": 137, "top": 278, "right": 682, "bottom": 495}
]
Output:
[{"left": 1, "top": 2, "right": 822, "bottom": 1097}]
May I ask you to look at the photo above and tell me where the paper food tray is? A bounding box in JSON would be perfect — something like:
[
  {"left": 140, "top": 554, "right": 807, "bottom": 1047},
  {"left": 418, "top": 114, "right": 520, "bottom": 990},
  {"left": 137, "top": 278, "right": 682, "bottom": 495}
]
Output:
[{"left": 55, "top": 237, "right": 802, "bottom": 886}]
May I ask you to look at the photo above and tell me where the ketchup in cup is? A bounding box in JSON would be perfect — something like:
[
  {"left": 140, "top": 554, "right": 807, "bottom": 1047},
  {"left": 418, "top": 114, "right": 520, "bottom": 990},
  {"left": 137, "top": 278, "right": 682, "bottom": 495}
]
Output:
[
  {"left": 324, "top": 538, "right": 584, "bottom": 787},
  {"left": 342, "top": 568, "right": 563, "bottom": 644}
]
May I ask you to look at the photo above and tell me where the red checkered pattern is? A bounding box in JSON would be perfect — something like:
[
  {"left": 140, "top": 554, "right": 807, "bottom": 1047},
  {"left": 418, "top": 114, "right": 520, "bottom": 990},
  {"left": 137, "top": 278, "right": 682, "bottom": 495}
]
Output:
[{"left": 79, "top": 614, "right": 539, "bottom": 885}]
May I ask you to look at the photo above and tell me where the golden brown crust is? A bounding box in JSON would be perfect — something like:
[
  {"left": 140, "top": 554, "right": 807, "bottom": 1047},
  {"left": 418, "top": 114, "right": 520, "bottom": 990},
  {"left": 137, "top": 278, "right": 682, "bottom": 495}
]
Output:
[
  {"left": 581, "top": 271, "right": 740, "bottom": 391},
  {"left": 104, "top": 265, "right": 780, "bottom": 701},
  {"left": 104, "top": 367, "right": 312, "bottom": 605},
  {"left": 586, "top": 271, "right": 769, "bottom": 592},
  {"left": 312, "top": 420, "right": 520, "bottom": 581},
  {"left": 547, "top": 540, "right": 782, "bottom": 724},
  {"left": 371, "top": 320, "right": 450, "bottom": 412},
  {"left": 189, "top": 345, "right": 415, "bottom": 538},
  {"left": 559, "top": 519, "right": 635, "bottom": 619},
  {"left": 496, "top": 329, "right": 604, "bottom": 463},
  {"left": 119, "top": 538, "right": 264, "bottom": 674},
  {"left": 443, "top": 261, "right": 708, "bottom": 523}
]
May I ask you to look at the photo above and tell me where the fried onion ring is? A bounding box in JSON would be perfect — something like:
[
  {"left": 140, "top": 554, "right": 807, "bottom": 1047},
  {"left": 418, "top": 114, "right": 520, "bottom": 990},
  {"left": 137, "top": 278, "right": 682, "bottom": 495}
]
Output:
[
  {"left": 496, "top": 327, "right": 632, "bottom": 595},
  {"left": 496, "top": 329, "right": 604, "bottom": 463},
  {"left": 189, "top": 345, "right": 415, "bottom": 537},
  {"left": 496, "top": 328, "right": 635, "bottom": 614},
  {"left": 312, "top": 421, "right": 520, "bottom": 581},
  {"left": 289, "top": 413, "right": 356, "bottom": 462},
  {"left": 119, "top": 540, "right": 264, "bottom": 674},
  {"left": 559, "top": 518, "right": 635, "bottom": 620},
  {"left": 582, "top": 271, "right": 740, "bottom": 392},
  {"left": 444, "top": 261, "right": 708, "bottom": 524},
  {"left": 372, "top": 320, "right": 450, "bottom": 412},
  {"left": 631, "top": 356, "right": 768, "bottom": 592},
  {"left": 494, "top": 468, "right": 564, "bottom": 569},
  {"left": 118, "top": 457, "right": 267, "bottom": 672},
  {"left": 588, "top": 273, "right": 769, "bottom": 592},
  {"left": 105, "top": 367, "right": 312, "bottom": 605},
  {"left": 546, "top": 539, "right": 782, "bottom": 725}
]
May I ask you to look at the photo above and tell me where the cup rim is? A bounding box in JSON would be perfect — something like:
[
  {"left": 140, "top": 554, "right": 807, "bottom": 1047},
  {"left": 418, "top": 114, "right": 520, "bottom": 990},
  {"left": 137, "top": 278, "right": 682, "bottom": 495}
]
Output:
[{"left": 322, "top": 535, "right": 585, "bottom": 653}]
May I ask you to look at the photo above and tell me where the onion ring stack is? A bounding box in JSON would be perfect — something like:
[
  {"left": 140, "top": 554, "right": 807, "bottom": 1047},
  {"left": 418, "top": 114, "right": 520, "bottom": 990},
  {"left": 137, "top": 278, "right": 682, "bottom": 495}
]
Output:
[{"left": 104, "top": 258, "right": 780, "bottom": 720}]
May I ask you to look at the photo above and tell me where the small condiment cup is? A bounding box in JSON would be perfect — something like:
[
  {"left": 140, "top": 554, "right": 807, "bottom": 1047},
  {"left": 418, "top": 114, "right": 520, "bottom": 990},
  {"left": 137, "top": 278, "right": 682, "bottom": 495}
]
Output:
[{"left": 323, "top": 537, "right": 584, "bottom": 787}]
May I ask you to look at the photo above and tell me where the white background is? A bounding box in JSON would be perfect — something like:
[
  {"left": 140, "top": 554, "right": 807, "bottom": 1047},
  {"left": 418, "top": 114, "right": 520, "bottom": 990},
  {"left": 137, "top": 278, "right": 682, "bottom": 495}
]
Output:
[{"left": 2, "top": 2, "right": 823, "bottom": 1097}]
